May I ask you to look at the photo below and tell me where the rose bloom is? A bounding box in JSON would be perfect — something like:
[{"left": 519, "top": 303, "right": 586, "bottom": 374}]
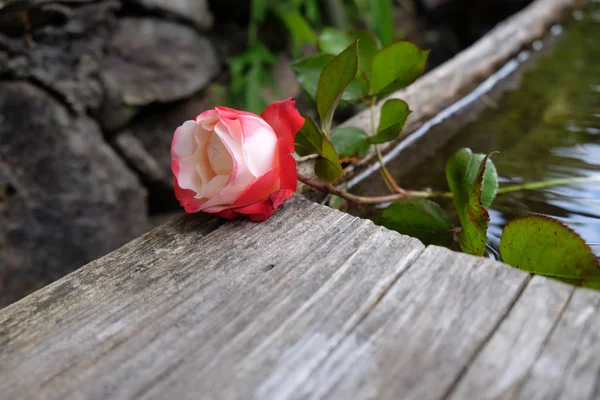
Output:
[{"left": 171, "top": 99, "right": 304, "bottom": 221}]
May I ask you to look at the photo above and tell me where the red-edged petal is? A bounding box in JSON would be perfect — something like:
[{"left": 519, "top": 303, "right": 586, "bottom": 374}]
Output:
[
  {"left": 260, "top": 99, "right": 305, "bottom": 154},
  {"left": 278, "top": 153, "right": 297, "bottom": 193},
  {"left": 173, "top": 178, "right": 203, "bottom": 213},
  {"left": 269, "top": 189, "right": 294, "bottom": 210},
  {"left": 233, "top": 200, "right": 272, "bottom": 215},
  {"left": 230, "top": 168, "right": 279, "bottom": 208},
  {"left": 215, "top": 106, "right": 260, "bottom": 120},
  {"left": 215, "top": 209, "right": 238, "bottom": 220},
  {"left": 233, "top": 200, "right": 275, "bottom": 222},
  {"left": 171, "top": 158, "right": 181, "bottom": 176},
  {"left": 248, "top": 210, "right": 276, "bottom": 222},
  {"left": 234, "top": 189, "right": 294, "bottom": 221}
]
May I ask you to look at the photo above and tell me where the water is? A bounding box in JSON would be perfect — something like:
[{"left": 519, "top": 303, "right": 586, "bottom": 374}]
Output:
[{"left": 348, "top": 3, "right": 600, "bottom": 257}]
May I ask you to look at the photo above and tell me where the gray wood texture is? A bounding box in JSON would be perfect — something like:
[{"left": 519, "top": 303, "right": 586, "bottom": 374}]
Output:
[{"left": 2, "top": 195, "right": 600, "bottom": 399}]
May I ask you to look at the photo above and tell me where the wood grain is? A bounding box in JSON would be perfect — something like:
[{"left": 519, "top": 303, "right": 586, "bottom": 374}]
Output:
[
  {"left": 2, "top": 198, "right": 600, "bottom": 399},
  {"left": 0, "top": 195, "right": 424, "bottom": 399},
  {"left": 514, "top": 286, "right": 600, "bottom": 400},
  {"left": 448, "top": 275, "right": 574, "bottom": 399},
  {"left": 286, "top": 246, "right": 529, "bottom": 400}
]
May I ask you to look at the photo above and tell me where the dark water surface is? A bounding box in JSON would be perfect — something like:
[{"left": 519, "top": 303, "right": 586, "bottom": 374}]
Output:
[{"left": 349, "top": 3, "right": 600, "bottom": 257}]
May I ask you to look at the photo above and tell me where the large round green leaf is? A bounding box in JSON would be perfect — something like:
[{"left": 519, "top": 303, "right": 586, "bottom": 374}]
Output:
[
  {"left": 500, "top": 215, "right": 600, "bottom": 284},
  {"left": 370, "top": 42, "right": 428, "bottom": 96}
]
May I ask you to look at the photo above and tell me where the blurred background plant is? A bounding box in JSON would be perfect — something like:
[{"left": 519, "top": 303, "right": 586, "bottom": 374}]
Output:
[{"left": 217, "top": 0, "right": 402, "bottom": 114}]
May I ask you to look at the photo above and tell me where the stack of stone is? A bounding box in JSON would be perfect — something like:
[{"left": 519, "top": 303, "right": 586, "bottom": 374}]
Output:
[{"left": 0, "top": 0, "right": 221, "bottom": 306}]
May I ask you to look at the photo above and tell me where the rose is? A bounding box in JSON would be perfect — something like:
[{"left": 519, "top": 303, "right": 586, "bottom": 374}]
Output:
[{"left": 171, "top": 99, "right": 305, "bottom": 222}]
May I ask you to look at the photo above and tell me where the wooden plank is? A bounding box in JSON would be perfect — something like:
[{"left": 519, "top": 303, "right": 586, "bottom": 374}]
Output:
[
  {"left": 283, "top": 246, "right": 529, "bottom": 400},
  {"left": 0, "top": 195, "right": 424, "bottom": 399},
  {"left": 514, "top": 287, "right": 600, "bottom": 400},
  {"left": 297, "top": 0, "right": 580, "bottom": 181},
  {"left": 448, "top": 275, "right": 574, "bottom": 399}
]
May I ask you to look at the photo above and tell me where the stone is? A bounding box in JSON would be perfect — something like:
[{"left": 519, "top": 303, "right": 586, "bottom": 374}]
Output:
[
  {"left": 0, "top": 81, "right": 148, "bottom": 306},
  {"left": 126, "top": 0, "right": 214, "bottom": 30},
  {"left": 99, "top": 18, "right": 220, "bottom": 132},
  {"left": 0, "top": 1, "right": 118, "bottom": 115}
]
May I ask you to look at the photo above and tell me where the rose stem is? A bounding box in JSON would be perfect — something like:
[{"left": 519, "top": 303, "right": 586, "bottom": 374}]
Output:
[
  {"left": 369, "top": 96, "right": 406, "bottom": 195},
  {"left": 297, "top": 174, "right": 600, "bottom": 205},
  {"left": 297, "top": 173, "right": 449, "bottom": 204}
]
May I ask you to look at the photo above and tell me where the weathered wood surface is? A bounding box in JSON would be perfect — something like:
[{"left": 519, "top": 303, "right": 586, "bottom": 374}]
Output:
[
  {"left": 2, "top": 195, "right": 600, "bottom": 399},
  {"left": 298, "top": 0, "right": 581, "bottom": 180}
]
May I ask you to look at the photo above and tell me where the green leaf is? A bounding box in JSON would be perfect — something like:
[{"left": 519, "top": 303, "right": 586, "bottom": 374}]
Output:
[
  {"left": 319, "top": 29, "right": 379, "bottom": 77},
  {"left": 369, "top": 0, "right": 394, "bottom": 46},
  {"left": 446, "top": 148, "right": 498, "bottom": 209},
  {"left": 370, "top": 99, "right": 411, "bottom": 144},
  {"left": 295, "top": 116, "right": 343, "bottom": 182},
  {"left": 330, "top": 127, "right": 370, "bottom": 158},
  {"left": 352, "top": 30, "right": 379, "bottom": 76},
  {"left": 294, "top": 114, "right": 321, "bottom": 156},
  {"left": 370, "top": 42, "right": 429, "bottom": 96},
  {"left": 316, "top": 41, "right": 359, "bottom": 133},
  {"left": 292, "top": 51, "right": 367, "bottom": 104},
  {"left": 318, "top": 27, "right": 353, "bottom": 55},
  {"left": 459, "top": 155, "right": 491, "bottom": 255},
  {"left": 446, "top": 149, "right": 498, "bottom": 255},
  {"left": 378, "top": 199, "right": 454, "bottom": 246},
  {"left": 328, "top": 192, "right": 348, "bottom": 210},
  {"left": 500, "top": 215, "right": 600, "bottom": 285},
  {"left": 342, "top": 70, "right": 369, "bottom": 102},
  {"left": 315, "top": 157, "right": 344, "bottom": 183},
  {"left": 291, "top": 54, "right": 333, "bottom": 102}
]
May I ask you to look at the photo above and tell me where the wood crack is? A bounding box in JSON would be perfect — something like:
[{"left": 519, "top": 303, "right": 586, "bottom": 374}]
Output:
[
  {"left": 510, "top": 285, "right": 576, "bottom": 398},
  {"left": 291, "top": 244, "right": 427, "bottom": 393},
  {"left": 441, "top": 273, "right": 533, "bottom": 400}
]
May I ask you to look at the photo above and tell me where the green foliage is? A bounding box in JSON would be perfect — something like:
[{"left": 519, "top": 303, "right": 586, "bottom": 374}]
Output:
[
  {"left": 229, "top": 0, "right": 319, "bottom": 111},
  {"left": 296, "top": 116, "right": 344, "bottom": 182},
  {"left": 370, "top": 42, "right": 429, "bottom": 96},
  {"left": 353, "top": 31, "right": 379, "bottom": 76},
  {"left": 318, "top": 27, "right": 352, "bottom": 55},
  {"left": 369, "top": 0, "right": 394, "bottom": 46},
  {"left": 500, "top": 215, "right": 600, "bottom": 285},
  {"left": 274, "top": 4, "right": 317, "bottom": 57},
  {"left": 370, "top": 99, "right": 411, "bottom": 144},
  {"left": 318, "top": 28, "right": 379, "bottom": 77},
  {"left": 446, "top": 148, "right": 498, "bottom": 209},
  {"left": 330, "top": 127, "right": 370, "bottom": 158},
  {"left": 379, "top": 199, "right": 454, "bottom": 246},
  {"left": 299, "top": 0, "right": 321, "bottom": 23},
  {"left": 328, "top": 191, "right": 348, "bottom": 210},
  {"left": 316, "top": 41, "right": 359, "bottom": 133},
  {"left": 291, "top": 54, "right": 333, "bottom": 101},
  {"left": 292, "top": 24, "right": 428, "bottom": 190},
  {"left": 227, "top": 43, "right": 278, "bottom": 114},
  {"left": 251, "top": 0, "right": 269, "bottom": 22},
  {"left": 446, "top": 149, "right": 498, "bottom": 255}
]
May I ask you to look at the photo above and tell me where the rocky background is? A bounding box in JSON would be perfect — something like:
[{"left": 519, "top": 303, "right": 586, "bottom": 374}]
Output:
[{"left": 0, "top": 0, "right": 531, "bottom": 307}]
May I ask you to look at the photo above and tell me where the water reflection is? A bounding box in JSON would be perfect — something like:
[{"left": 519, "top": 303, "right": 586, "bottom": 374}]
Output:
[{"left": 349, "top": 3, "right": 600, "bottom": 257}]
